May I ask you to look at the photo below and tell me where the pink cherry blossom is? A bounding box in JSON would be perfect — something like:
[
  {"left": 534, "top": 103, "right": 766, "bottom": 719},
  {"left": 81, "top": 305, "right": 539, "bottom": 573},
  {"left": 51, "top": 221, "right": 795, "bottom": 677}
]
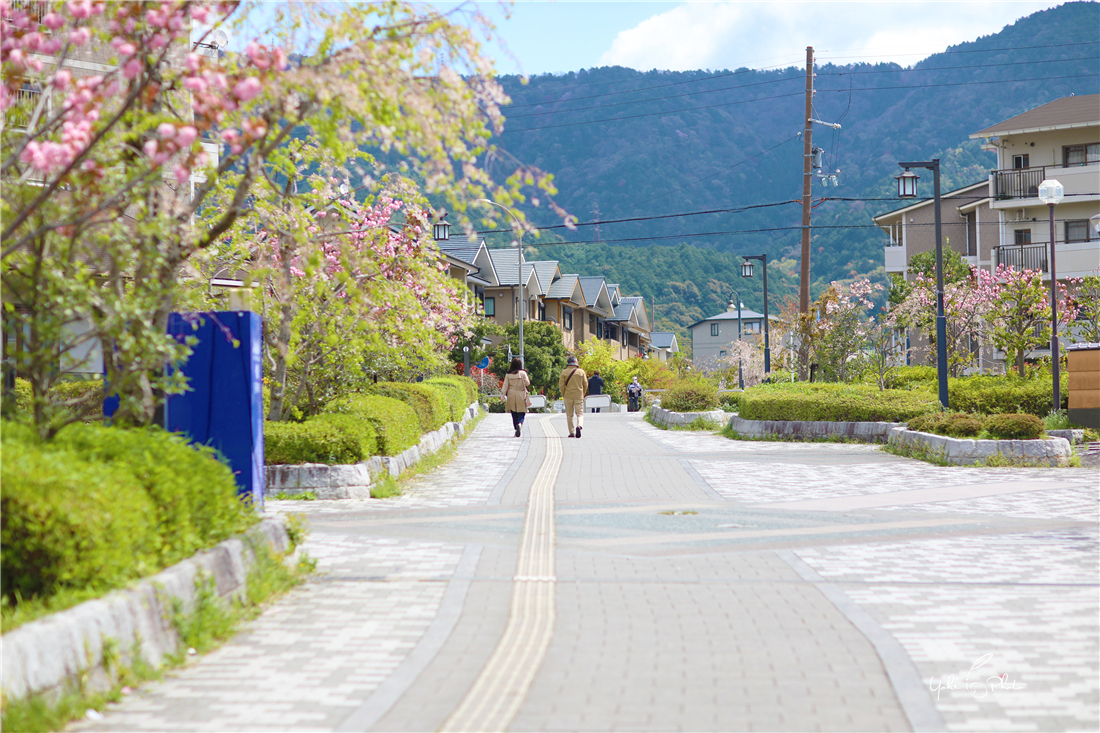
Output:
[{"left": 232, "top": 76, "right": 262, "bottom": 102}]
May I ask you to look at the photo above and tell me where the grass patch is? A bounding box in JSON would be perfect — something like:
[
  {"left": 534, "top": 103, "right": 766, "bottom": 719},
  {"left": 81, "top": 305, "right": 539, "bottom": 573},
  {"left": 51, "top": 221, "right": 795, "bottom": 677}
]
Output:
[
  {"left": 881, "top": 440, "right": 950, "bottom": 466},
  {"left": 644, "top": 412, "right": 720, "bottom": 432},
  {"left": 272, "top": 490, "right": 317, "bottom": 501},
  {"left": 369, "top": 411, "right": 485, "bottom": 500},
  {"left": 0, "top": 530, "right": 314, "bottom": 732}
]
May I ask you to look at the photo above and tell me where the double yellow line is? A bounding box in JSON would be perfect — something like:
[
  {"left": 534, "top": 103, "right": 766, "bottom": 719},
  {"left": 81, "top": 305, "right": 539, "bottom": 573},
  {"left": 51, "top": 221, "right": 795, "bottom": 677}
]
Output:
[{"left": 441, "top": 417, "right": 562, "bottom": 732}]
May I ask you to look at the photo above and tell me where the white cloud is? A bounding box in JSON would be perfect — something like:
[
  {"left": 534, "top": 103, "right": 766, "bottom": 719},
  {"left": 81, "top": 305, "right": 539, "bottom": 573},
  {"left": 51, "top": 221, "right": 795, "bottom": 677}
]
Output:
[{"left": 598, "top": 1, "right": 1063, "bottom": 71}]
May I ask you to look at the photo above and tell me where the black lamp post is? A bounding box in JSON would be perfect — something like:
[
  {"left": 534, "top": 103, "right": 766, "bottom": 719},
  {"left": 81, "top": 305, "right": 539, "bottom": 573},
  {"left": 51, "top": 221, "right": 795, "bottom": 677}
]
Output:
[
  {"left": 729, "top": 290, "right": 744, "bottom": 389},
  {"left": 1038, "top": 179, "right": 1064, "bottom": 412},
  {"left": 896, "top": 159, "right": 948, "bottom": 410},
  {"left": 741, "top": 255, "right": 770, "bottom": 374}
]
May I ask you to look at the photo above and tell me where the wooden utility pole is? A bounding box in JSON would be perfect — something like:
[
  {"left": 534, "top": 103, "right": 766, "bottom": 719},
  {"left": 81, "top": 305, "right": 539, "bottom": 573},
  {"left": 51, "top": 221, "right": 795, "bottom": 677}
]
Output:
[{"left": 799, "top": 46, "right": 814, "bottom": 314}]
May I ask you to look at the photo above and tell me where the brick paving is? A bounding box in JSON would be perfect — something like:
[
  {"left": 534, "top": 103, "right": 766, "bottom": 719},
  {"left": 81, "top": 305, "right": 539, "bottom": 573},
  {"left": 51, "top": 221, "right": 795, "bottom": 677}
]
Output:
[{"left": 74, "top": 411, "right": 1099, "bottom": 732}]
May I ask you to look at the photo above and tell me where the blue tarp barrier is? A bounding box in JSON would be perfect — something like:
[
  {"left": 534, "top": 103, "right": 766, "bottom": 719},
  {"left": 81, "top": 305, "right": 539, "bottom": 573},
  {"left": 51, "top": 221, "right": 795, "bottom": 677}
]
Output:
[{"left": 165, "top": 312, "right": 264, "bottom": 508}]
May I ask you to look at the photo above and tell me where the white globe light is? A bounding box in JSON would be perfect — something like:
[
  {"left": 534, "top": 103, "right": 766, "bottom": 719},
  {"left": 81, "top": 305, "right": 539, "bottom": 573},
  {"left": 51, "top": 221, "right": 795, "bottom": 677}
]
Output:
[{"left": 1037, "top": 179, "right": 1064, "bottom": 205}]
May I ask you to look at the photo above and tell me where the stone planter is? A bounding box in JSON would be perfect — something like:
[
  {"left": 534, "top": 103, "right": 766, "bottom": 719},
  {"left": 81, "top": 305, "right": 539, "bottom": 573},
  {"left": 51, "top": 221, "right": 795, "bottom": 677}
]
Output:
[
  {"left": 264, "top": 401, "right": 481, "bottom": 499},
  {"left": 726, "top": 416, "right": 899, "bottom": 443},
  {"left": 888, "top": 427, "right": 1072, "bottom": 467},
  {"left": 648, "top": 406, "right": 728, "bottom": 428}
]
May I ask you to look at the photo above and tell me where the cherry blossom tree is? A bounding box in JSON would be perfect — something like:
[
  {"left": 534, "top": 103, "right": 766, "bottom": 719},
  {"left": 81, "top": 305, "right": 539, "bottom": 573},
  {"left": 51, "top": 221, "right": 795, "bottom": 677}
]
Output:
[
  {"left": 1, "top": 0, "right": 561, "bottom": 436},
  {"left": 982, "top": 265, "right": 1076, "bottom": 378},
  {"left": 894, "top": 269, "right": 992, "bottom": 377},
  {"left": 815, "top": 279, "right": 881, "bottom": 383},
  {"left": 1067, "top": 274, "right": 1100, "bottom": 344}
]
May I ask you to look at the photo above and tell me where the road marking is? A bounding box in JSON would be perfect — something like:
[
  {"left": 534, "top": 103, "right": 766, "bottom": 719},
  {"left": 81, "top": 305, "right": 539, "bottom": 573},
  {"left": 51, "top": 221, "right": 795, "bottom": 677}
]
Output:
[{"left": 440, "top": 416, "right": 562, "bottom": 733}]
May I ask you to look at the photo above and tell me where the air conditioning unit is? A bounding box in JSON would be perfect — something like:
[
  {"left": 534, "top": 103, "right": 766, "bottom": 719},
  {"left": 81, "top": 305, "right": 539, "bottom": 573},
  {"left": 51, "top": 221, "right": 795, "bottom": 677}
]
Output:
[{"left": 1015, "top": 209, "right": 1025, "bottom": 222}]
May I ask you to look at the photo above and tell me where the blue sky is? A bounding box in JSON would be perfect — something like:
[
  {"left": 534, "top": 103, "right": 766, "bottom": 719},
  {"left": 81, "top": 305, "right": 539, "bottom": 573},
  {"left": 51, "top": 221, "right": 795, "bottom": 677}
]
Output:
[{"left": 442, "top": 1, "right": 1068, "bottom": 75}]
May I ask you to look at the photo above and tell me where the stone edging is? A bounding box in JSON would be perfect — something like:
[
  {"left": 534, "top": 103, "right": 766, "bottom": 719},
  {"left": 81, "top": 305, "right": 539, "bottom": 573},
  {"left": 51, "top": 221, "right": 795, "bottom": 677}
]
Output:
[
  {"left": 265, "top": 401, "right": 481, "bottom": 500},
  {"left": 726, "top": 415, "right": 899, "bottom": 443},
  {"left": 888, "top": 427, "right": 1072, "bottom": 466},
  {"left": 648, "top": 406, "right": 729, "bottom": 427},
  {"left": 0, "top": 518, "right": 291, "bottom": 702}
]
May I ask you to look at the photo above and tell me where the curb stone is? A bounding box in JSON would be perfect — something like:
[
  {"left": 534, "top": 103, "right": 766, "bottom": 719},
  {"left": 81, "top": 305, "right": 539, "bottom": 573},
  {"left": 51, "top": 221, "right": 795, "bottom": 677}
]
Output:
[
  {"left": 888, "top": 426, "right": 1072, "bottom": 466},
  {"left": 265, "top": 401, "right": 481, "bottom": 499},
  {"left": 648, "top": 406, "right": 729, "bottom": 427},
  {"left": 726, "top": 415, "right": 900, "bottom": 443},
  {"left": 0, "top": 519, "right": 291, "bottom": 703}
]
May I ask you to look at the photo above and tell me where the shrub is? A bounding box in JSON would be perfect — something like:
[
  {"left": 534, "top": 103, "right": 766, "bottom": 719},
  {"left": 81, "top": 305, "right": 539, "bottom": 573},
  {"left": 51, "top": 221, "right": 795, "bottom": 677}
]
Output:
[
  {"left": 48, "top": 423, "right": 255, "bottom": 564},
  {"left": 718, "top": 392, "right": 741, "bottom": 411},
  {"left": 428, "top": 376, "right": 478, "bottom": 406},
  {"left": 324, "top": 394, "right": 420, "bottom": 455},
  {"left": 907, "top": 412, "right": 985, "bottom": 438},
  {"left": 949, "top": 374, "right": 1068, "bottom": 416},
  {"left": 882, "top": 366, "right": 938, "bottom": 390},
  {"left": 5, "top": 377, "right": 103, "bottom": 421},
  {"left": 424, "top": 379, "right": 467, "bottom": 421},
  {"left": 0, "top": 422, "right": 254, "bottom": 608},
  {"left": 486, "top": 399, "right": 506, "bottom": 413},
  {"left": 265, "top": 414, "right": 377, "bottom": 465},
  {"left": 985, "top": 413, "right": 1045, "bottom": 440},
  {"left": 739, "top": 383, "right": 939, "bottom": 423},
  {"left": 1, "top": 440, "right": 158, "bottom": 602},
  {"left": 662, "top": 379, "right": 718, "bottom": 412},
  {"left": 366, "top": 382, "right": 449, "bottom": 432}
]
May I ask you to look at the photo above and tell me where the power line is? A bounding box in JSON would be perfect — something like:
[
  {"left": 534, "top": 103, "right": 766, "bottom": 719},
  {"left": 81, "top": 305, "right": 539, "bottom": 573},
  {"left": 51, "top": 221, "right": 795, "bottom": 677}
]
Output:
[{"left": 815, "top": 39, "right": 1098, "bottom": 62}]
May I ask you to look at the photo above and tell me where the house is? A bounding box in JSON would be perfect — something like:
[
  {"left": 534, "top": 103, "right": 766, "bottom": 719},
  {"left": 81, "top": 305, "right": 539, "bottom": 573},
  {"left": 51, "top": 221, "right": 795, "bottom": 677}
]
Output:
[
  {"left": 648, "top": 333, "right": 680, "bottom": 362},
  {"left": 874, "top": 180, "right": 995, "bottom": 278},
  {"left": 688, "top": 302, "right": 766, "bottom": 368},
  {"left": 432, "top": 223, "right": 498, "bottom": 317},
  {"left": 969, "top": 94, "right": 1099, "bottom": 280}
]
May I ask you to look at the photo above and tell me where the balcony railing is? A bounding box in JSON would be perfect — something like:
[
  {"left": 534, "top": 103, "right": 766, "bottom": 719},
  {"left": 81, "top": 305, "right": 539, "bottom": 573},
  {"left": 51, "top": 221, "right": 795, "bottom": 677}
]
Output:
[
  {"left": 5, "top": 86, "right": 43, "bottom": 130},
  {"left": 992, "top": 166, "right": 1046, "bottom": 201},
  {"left": 994, "top": 243, "right": 1048, "bottom": 272}
]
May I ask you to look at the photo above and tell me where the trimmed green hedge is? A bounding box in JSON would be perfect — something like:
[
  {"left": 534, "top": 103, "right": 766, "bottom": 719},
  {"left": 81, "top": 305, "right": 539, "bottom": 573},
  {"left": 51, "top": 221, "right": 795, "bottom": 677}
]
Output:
[
  {"left": 718, "top": 392, "right": 741, "bottom": 411},
  {"left": 427, "top": 376, "right": 477, "bottom": 419},
  {"left": 1, "top": 423, "right": 254, "bottom": 606},
  {"left": 324, "top": 394, "right": 419, "bottom": 456},
  {"left": 739, "top": 383, "right": 940, "bottom": 423},
  {"left": 6, "top": 377, "right": 104, "bottom": 421},
  {"left": 662, "top": 379, "right": 718, "bottom": 412},
  {"left": 907, "top": 412, "right": 985, "bottom": 438},
  {"left": 265, "top": 414, "right": 377, "bottom": 465},
  {"left": 366, "top": 382, "right": 450, "bottom": 432},
  {"left": 949, "top": 375, "right": 1068, "bottom": 416},
  {"left": 985, "top": 413, "right": 1045, "bottom": 440}
]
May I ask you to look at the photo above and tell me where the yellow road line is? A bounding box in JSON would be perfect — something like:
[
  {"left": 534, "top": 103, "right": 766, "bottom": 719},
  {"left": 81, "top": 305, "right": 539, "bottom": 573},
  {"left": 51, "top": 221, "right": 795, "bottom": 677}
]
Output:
[{"left": 440, "top": 416, "right": 562, "bottom": 733}]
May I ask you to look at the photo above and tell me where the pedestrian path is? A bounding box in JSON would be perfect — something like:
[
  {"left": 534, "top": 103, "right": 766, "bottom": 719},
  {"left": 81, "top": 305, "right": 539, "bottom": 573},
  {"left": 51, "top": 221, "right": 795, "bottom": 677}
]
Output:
[{"left": 74, "top": 411, "right": 1099, "bottom": 732}]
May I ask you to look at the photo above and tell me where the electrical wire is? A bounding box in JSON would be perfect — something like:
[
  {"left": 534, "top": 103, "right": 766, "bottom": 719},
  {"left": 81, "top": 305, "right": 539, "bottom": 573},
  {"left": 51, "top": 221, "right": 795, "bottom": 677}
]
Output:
[{"left": 815, "top": 39, "right": 1098, "bottom": 62}]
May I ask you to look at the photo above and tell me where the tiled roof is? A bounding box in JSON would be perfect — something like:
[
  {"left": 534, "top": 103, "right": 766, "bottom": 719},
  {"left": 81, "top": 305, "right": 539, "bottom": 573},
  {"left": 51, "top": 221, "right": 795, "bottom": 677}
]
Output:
[
  {"left": 607, "top": 301, "right": 635, "bottom": 322},
  {"left": 972, "top": 94, "right": 1100, "bottom": 137},
  {"left": 545, "top": 273, "right": 580, "bottom": 300},
  {"left": 529, "top": 260, "right": 559, "bottom": 295},
  {"left": 687, "top": 308, "right": 765, "bottom": 330},
  {"left": 577, "top": 276, "right": 607, "bottom": 308},
  {"left": 488, "top": 249, "right": 538, "bottom": 287},
  {"left": 650, "top": 332, "right": 677, "bottom": 349}
]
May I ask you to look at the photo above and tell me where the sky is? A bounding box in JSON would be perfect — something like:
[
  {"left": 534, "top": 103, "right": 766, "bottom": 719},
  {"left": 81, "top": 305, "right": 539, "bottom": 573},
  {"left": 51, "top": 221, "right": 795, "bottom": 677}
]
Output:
[{"left": 441, "top": 0, "right": 1069, "bottom": 76}]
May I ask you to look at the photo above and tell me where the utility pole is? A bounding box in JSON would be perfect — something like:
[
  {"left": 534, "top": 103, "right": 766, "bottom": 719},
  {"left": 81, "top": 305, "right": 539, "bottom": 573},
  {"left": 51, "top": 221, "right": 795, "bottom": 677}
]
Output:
[{"left": 799, "top": 46, "right": 814, "bottom": 315}]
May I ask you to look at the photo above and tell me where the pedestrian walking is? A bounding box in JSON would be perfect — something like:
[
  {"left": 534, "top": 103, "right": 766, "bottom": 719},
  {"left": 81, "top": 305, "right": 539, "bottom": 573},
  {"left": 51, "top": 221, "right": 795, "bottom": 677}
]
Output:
[
  {"left": 501, "top": 358, "right": 530, "bottom": 437},
  {"left": 587, "top": 370, "right": 604, "bottom": 413},
  {"left": 627, "top": 376, "right": 643, "bottom": 412},
  {"left": 558, "top": 356, "right": 587, "bottom": 438}
]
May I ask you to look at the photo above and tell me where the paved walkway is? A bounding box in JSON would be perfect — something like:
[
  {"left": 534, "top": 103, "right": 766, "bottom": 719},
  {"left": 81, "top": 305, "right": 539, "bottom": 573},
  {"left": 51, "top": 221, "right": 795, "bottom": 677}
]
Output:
[{"left": 74, "top": 412, "right": 1099, "bottom": 732}]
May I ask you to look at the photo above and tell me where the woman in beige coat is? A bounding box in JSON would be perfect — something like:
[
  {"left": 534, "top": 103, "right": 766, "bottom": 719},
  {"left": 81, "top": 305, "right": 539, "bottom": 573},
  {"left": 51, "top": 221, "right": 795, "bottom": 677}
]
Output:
[{"left": 501, "top": 358, "right": 531, "bottom": 437}]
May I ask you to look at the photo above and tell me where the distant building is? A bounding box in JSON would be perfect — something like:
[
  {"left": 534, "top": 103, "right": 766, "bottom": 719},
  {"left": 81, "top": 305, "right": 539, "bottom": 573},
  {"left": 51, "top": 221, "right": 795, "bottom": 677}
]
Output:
[
  {"left": 648, "top": 332, "right": 680, "bottom": 362},
  {"left": 687, "top": 302, "right": 766, "bottom": 368}
]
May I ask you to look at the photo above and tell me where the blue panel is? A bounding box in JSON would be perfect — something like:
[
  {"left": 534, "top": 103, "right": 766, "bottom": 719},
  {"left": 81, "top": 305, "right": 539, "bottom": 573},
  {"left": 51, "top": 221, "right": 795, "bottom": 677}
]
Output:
[{"left": 166, "top": 312, "right": 264, "bottom": 509}]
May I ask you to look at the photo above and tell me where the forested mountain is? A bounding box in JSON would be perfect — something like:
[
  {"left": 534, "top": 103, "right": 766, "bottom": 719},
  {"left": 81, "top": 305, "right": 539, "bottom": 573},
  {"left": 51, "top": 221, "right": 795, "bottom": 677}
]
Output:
[{"left": 487, "top": 2, "right": 1099, "bottom": 350}]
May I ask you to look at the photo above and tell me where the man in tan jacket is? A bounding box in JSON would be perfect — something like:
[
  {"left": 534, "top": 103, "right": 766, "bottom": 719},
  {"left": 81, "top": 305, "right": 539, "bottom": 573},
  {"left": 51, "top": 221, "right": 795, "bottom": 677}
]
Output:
[{"left": 559, "top": 356, "right": 587, "bottom": 438}]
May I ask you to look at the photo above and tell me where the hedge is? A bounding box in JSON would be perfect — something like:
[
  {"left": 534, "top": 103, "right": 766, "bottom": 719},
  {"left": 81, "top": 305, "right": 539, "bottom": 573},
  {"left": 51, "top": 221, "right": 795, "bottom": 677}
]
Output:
[
  {"left": 265, "top": 414, "right": 377, "bottom": 465},
  {"left": 662, "top": 379, "right": 718, "bottom": 412},
  {"left": 985, "top": 413, "right": 1045, "bottom": 440},
  {"left": 1, "top": 422, "right": 254, "bottom": 607},
  {"left": 324, "top": 394, "right": 420, "bottom": 456},
  {"left": 427, "top": 376, "right": 477, "bottom": 417},
  {"left": 366, "top": 382, "right": 450, "bottom": 433},
  {"left": 739, "top": 383, "right": 940, "bottom": 423},
  {"left": 907, "top": 412, "right": 985, "bottom": 438},
  {"left": 949, "top": 375, "right": 1068, "bottom": 416},
  {"left": 7, "top": 377, "right": 104, "bottom": 421}
]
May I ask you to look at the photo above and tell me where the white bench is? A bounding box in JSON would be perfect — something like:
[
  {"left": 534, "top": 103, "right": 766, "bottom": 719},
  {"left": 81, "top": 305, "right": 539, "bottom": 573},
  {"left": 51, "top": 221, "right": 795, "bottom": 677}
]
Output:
[
  {"left": 527, "top": 394, "right": 547, "bottom": 409},
  {"left": 585, "top": 394, "right": 612, "bottom": 410}
]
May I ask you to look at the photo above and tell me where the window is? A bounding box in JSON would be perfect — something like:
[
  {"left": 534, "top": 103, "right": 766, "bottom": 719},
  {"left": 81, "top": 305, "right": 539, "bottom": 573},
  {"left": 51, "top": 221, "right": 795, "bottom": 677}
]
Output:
[
  {"left": 710, "top": 323, "right": 719, "bottom": 337},
  {"left": 1012, "top": 154, "right": 1029, "bottom": 169},
  {"left": 1014, "top": 229, "right": 1032, "bottom": 245},
  {"left": 1064, "top": 143, "right": 1100, "bottom": 167},
  {"left": 589, "top": 314, "right": 597, "bottom": 334},
  {"left": 1066, "top": 220, "right": 1092, "bottom": 242},
  {"left": 620, "top": 328, "right": 628, "bottom": 346},
  {"left": 965, "top": 212, "right": 977, "bottom": 256},
  {"left": 483, "top": 297, "right": 495, "bottom": 317},
  {"left": 719, "top": 350, "right": 727, "bottom": 358},
  {"left": 538, "top": 302, "right": 546, "bottom": 321},
  {"left": 563, "top": 307, "right": 573, "bottom": 330}
]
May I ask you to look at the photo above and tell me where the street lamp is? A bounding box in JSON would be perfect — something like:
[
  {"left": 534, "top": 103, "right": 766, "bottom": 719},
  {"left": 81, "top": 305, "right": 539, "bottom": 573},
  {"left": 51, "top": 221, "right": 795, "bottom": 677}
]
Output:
[
  {"left": 1038, "top": 179, "right": 1064, "bottom": 412},
  {"left": 740, "top": 255, "right": 770, "bottom": 374},
  {"left": 477, "top": 199, "right": 524, "bottom": 369},
  {"left": 729, "top": 291, "right": 744, "bottom": 390},
  {"left": 896, "top": 159, "right": 948, "bottom": 409}
]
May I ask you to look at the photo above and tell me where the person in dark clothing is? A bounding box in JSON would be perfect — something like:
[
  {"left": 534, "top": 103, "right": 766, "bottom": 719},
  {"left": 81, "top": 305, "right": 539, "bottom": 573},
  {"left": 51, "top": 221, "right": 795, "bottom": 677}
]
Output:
[
  {"left": 627, "top": 376, "right": 643, "bottom": 412},
  {"left": 587, "top": 371, "right": 604, "bottom": 413}
]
